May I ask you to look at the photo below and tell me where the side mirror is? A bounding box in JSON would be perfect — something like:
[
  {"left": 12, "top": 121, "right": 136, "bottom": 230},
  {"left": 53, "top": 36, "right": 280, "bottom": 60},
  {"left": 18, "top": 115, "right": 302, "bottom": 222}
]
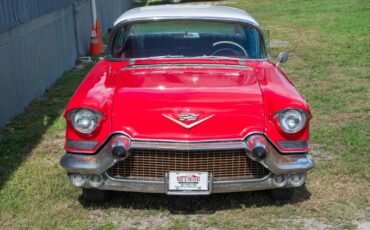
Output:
[{"left": 277, "top": 52, "right": 288, "bottom": 66}]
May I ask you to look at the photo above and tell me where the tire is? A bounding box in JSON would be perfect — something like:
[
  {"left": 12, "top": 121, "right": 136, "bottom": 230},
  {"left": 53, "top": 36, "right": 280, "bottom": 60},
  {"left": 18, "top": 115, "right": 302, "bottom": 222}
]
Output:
[
  {"left": 83, "top": 189, "right": 106, "bottom": 203},
  {"left": 270, "top": 188, "right": 295, "bottom": 201},
  {"left": 168, "top": 0, "right": 182, "bottom": 3}
]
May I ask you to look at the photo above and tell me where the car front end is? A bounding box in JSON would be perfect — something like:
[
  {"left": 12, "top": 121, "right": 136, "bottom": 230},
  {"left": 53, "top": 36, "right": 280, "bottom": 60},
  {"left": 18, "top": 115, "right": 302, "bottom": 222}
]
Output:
[
  {"left": 61, "top": 133, "right": 313, "bottom": 195},
  {"left": 60, "top": 5, "right": 314, "bottom": 202}
]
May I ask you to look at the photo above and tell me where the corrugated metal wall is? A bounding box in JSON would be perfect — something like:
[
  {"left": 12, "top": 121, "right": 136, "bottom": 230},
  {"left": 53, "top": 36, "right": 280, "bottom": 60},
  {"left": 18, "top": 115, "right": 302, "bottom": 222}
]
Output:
[
  {"left": 0, "top": 0, "right": 134, "bottom": 127},
  {"left": 0, "top": 0, "right": 85, "bottom": 32}
]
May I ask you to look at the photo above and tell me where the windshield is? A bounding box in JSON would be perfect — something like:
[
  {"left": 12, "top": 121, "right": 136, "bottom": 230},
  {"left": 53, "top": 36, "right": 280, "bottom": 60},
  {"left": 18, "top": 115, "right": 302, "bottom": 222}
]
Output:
[{"left": 110, "top": 20, "right": 265, "bottom": 59}]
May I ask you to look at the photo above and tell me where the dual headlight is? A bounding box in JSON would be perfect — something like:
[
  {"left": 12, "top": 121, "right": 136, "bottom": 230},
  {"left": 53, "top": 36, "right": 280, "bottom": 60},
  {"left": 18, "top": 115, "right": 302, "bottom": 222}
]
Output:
[
  {"left": 276, "top": 109, "right": 308, "bottom": 134},
  {"left": 68, "top": 109, "right": 102, "bottom": 134}
]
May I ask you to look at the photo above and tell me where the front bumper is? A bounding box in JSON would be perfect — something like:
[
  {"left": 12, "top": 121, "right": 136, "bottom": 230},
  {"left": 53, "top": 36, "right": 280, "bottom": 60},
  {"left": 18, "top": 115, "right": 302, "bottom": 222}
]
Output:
[
  {"left": 60, "top": 134, "right": 314, "bottom": 194},
  {"left": 82, "top": 173, "right": 297, "bottom": 194}
]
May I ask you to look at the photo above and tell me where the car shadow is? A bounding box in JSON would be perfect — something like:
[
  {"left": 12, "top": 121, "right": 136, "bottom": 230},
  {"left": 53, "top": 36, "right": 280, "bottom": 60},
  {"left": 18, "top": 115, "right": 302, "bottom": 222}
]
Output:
[
  {"left": 80, "top": 185, "right": 311, "bottom": 214},
  {"left": 0, "top": 66, "right": 91, "bottom": 190}
]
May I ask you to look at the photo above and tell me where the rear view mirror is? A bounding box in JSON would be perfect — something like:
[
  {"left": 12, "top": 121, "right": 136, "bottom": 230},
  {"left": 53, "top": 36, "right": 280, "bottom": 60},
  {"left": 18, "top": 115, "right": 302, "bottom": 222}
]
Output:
[{"left": 277, "top": 52, "right": 289, "bottom": 66}]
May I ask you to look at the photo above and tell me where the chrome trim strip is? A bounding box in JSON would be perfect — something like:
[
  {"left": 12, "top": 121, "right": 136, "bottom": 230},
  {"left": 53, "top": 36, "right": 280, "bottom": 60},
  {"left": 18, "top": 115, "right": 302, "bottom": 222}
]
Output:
[
  {"left": 82, "top": 173, "right": 289, "bottom": 194},
  {"left": 264, "top": 135, "right": 308, "bottom": 154},
  {"left": 214, "top": 173, "right": 272, "bottom": 183},
  {"left": 109, "top": 57, "right": 268, "bottom": 63},
  {"left": 278, "top": 140, "right": 309, "bottom": 149},
  {"left": 66, "top": 140, "right": 98, "bottom": 150},
  {"left": 105, "top": 172, "right": 271, "bottom": 183},
  {"left": 122, "top": 63, "right": 253, "bottom": 71},
  {"left": 131, "top": 140, "right": 247, "bottom": 150},
  {"left": 109, "top": 131, "right": 263, "bottom": 143},
  {"left": 105, "top": 173, "right": 164, "bottom": 183}
]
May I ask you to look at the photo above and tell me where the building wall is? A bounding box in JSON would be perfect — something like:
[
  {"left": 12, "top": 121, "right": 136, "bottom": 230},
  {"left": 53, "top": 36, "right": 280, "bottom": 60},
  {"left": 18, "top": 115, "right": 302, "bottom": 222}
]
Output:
[
  {"left": 0, "top": 0, "right": 85, "bottom": 33},
  {"left": 0, "top": 0, "right": 133, "bottom": 127}
]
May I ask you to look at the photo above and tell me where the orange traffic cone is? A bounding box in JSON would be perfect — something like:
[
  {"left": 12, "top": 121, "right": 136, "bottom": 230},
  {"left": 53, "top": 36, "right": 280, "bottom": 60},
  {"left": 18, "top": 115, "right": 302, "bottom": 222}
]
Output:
[
  {"left": 89, "top": 27, "right": 101, "bottom": 56},
  {"left": 95, "top": 19, "right": 104, "bottom": 52}
]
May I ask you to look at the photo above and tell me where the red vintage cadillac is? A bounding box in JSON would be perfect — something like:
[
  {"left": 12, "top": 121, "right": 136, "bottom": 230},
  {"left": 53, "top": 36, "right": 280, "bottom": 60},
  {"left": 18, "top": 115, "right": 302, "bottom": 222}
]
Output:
[{"left": 60, "top": 5, "right": 314, "bottom": 202}]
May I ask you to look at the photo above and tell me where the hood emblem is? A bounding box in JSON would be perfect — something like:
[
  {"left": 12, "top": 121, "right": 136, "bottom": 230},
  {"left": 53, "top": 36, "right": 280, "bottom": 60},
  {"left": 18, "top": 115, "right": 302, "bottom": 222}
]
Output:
[
  {"left": 162, "top": 112, "right": 214, "bottom": 129},
  {"left": 177, "top": 112, "right": 199, "bottom": 121}
]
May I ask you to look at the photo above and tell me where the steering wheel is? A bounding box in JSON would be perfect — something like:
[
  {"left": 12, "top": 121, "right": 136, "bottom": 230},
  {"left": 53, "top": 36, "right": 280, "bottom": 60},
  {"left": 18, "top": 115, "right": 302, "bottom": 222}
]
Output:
[{"left": 212, "top": 41, "right": 249, "bottom": 57}]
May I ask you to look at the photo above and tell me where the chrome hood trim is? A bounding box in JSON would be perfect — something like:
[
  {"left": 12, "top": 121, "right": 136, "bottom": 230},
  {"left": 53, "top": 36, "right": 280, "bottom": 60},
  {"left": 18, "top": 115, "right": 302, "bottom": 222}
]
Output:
[{"left": 122, "top": 63, "right": 253, "bottom": 70}]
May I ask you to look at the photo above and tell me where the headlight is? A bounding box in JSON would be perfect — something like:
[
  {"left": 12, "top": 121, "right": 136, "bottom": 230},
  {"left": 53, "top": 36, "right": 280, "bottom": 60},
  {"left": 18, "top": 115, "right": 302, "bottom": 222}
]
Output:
[
  {"left": 68, "top": 109, "right": 102, "bottom": 134},
  {"left": 277, "top": 109, "right": 308, "bottom": 133}
]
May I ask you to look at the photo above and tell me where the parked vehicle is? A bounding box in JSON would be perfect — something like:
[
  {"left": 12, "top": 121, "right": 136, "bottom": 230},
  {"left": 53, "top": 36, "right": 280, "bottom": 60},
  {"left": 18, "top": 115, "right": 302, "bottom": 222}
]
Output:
[
  {"left": 168, "top": 0, "right": 183, "bottom": 3},
  {"left": 60, "top": 5, "right": 314, "bottom": 202}
]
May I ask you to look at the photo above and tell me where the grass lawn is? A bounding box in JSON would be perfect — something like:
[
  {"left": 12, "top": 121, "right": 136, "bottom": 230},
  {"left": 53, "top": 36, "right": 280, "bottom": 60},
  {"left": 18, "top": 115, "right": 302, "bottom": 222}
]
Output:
[{"left": 0, "top": 0, "right": 369, "bottom": 229}]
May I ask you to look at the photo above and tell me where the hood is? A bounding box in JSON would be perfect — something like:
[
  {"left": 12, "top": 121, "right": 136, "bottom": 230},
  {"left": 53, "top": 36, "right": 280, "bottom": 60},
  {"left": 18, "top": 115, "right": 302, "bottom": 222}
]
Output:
[{"left": 111, "top": 65, "right": 264, "bottom": 141}]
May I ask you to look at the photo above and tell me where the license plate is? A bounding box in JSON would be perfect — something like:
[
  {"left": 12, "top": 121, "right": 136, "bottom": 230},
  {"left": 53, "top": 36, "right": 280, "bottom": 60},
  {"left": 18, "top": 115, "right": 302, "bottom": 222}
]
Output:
[{"left": 168, "top": 172, "right": 209, "bottom": 192}]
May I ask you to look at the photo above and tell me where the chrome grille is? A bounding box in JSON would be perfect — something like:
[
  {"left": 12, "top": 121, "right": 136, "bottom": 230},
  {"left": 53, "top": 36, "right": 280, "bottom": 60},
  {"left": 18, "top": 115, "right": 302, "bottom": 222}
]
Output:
[{"left": 108, "top": 148, "right": 269, "bottom": 181}]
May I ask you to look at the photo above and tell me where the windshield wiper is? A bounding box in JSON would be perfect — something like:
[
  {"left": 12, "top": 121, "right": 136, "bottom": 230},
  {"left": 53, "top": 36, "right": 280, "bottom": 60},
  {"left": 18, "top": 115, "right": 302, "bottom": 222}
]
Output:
[
  {"left": 193, "top": 55, "right": 242, "bottom": 60},
  {"left": 131, "top": 55, "right": 246, "bottom": 64},
  {"left": 193, "top": 55, "right": 245, "bottom": 64},
  {"left": 128, "top": 55, "right": 185, "bottom": 65},
  {"left": 138, "top": 55, "right": 185, "bottom": 59}
]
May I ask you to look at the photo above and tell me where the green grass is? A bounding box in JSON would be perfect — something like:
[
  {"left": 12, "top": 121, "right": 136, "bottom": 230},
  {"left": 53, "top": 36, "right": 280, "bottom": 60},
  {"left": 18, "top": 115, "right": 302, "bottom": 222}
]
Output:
[{"left": 1, "top": 0, "right": 369, "bottom": 229}]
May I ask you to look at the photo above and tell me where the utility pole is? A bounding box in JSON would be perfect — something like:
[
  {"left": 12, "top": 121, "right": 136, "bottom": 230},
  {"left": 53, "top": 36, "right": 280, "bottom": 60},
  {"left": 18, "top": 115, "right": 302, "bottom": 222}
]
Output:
[{"left": 91, "top": 0, "right": 97, "bottom": 28}]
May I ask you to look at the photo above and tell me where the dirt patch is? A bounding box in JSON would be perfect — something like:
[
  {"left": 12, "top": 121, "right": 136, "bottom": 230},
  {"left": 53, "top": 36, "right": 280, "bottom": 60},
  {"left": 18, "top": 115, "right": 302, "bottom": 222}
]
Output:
[
  {"left": 357, "top": 222, "right": 370, "bottom": 230},
  {"left": 119, "top": 215, "right": 172, "bottom": 229},
  {"left": 310, "top": 144, "right": 336, "bottom": 164},
  {"left": 270, "top": 39, "right": 290, "bottom": 48},
  {"left": 113, "top": 214, "right": 203, "bottom": 230},
  {"left": 30, "top": 132, "right": 65, "bottom": 156},
  {"left": 303, "top": 219, "right": 328, "bottom": 230},
  {"left": 277, "top": 218, "right": 330, "bottom": 230}
]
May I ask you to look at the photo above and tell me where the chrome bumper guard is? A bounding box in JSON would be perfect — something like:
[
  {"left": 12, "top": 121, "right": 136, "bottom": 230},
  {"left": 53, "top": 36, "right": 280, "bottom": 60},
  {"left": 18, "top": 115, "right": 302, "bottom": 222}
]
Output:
[
  {"left": 60, "top": 134, "right": 314, "bottom": 193},
  {"left": 101, "top": 174, "right": 279, "bottom": 194}
]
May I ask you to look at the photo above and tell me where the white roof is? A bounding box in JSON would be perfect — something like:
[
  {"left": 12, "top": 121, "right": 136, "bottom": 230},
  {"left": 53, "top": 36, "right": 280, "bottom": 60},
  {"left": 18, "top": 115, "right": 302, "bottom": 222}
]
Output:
[{"left": 114, "top": 5, "right": 259, "bottom": 27}]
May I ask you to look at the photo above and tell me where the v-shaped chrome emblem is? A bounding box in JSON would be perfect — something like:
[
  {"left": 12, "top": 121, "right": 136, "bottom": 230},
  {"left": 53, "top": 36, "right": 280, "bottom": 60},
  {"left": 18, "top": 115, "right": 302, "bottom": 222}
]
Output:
[{"left": 162, "top": 113, "right": 214, "bottom": 129}]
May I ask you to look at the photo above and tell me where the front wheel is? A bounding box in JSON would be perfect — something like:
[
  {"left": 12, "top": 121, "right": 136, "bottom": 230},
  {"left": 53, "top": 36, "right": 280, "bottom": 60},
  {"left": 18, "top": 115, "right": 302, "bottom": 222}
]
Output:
[
  {"left": 270, "top": 188, "right": 295, "bottom": 201},
  {"left": 83, "top": 188, "right": 106, "bottom": 203}
]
